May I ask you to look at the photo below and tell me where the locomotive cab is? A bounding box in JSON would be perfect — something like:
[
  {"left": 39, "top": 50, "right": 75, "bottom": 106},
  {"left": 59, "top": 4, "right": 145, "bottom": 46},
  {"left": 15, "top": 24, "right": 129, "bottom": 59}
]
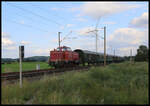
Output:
[{"left": 49, "top": 46, "right": 79, "bottom": 68}]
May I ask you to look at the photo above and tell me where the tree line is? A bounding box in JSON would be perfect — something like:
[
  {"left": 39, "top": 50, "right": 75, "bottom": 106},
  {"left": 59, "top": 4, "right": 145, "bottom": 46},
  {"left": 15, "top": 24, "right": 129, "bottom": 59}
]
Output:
[
  {"left": 134, "top": 45, "right": 149, "bottom": 62},
  {"left": 124, "top": 45, "right": 148, "bottom": 62},
  {"left": 2, "top": 56, "right": 49, "bottom": 64}
]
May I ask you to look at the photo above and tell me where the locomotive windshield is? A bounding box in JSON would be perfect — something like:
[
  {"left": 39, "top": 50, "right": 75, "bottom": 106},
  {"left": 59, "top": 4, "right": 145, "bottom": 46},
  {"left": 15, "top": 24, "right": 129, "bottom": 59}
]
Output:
[
  {"left": 62, "top": 47, "right": 72, "bottom": 51},
  {"left": 62, "top": 48, "right": 67, "bottom": 51},
  {"left": 56, "top": 46, "right": 72, "bottom": 51},
  {"left": 57, "top": 48, "right": 60, "bottom": 51},
  {"left": 67, "top": 47, "right": 72, "bottom": 51}
]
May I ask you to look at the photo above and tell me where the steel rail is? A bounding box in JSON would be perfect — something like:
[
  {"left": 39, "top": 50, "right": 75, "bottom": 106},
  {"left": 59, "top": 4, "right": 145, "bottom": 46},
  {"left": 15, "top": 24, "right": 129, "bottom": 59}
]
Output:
[{"left": 1, "top": 66, "right": 94, "bottom": 81}]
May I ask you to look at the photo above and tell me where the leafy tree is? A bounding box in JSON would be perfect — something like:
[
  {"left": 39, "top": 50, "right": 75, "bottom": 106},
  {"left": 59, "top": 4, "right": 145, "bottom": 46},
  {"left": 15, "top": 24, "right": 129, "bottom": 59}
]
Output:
[{"left": 135, "top": 45, "right": 149, "bottom": 62}]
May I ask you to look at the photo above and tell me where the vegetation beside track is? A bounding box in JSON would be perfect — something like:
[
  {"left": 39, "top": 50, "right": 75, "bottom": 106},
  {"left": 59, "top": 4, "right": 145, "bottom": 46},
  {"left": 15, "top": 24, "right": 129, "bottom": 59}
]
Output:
[
  {"left": 2, "top": 61, "right": 148, "bottom": 104},
  {"left": 1, "top": 62, "right": 51, "bottom": 73}
]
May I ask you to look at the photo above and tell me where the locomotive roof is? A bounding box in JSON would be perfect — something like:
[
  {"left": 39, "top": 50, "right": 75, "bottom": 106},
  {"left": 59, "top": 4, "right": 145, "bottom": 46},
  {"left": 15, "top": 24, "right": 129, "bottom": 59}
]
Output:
[{"left": 57, "top": 46, "right": 70, "bottom": 48}]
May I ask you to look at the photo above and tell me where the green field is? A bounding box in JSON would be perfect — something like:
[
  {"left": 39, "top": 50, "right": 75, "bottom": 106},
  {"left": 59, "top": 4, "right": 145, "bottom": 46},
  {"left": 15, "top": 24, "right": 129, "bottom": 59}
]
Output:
[
  {"left": 1, "top": 62, "right": 51, "bottom": 73},
  {"left": 2, "top": 61, "right": 148, "bottom": 104}
]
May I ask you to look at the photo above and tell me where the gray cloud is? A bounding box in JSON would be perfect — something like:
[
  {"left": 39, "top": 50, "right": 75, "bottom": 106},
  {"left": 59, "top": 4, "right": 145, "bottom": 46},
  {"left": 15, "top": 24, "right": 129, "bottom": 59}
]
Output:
[
  {"left": 129, "top": 12, "right": 148, "bottom": 28},
  {"left": 80, "top": 2, "right": 140, "bottom": 19},
  {"left": 2, "top": 32, "right": 15, "bottom": 46},
  {"left": 107, "top": 28, "right": 148, "bottom": 56}
]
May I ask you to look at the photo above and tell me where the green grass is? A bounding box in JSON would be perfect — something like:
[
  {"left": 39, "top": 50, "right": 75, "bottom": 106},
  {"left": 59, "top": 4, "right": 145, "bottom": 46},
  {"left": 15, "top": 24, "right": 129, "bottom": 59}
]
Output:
[
  {"left": 2, "top": 61, "right": 148, "bottom": 104},
  {"left": 1, "top": 62, "right": 51, "bottom": 73}
]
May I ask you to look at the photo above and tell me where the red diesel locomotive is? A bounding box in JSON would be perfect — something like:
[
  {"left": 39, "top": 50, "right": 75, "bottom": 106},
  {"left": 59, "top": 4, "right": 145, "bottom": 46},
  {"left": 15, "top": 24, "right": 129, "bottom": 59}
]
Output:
[
  {"left": 49, "top": 46, "right": 79, "bottom": 68},
  {"left": 49, "top": 46, "right": 125, "bottom": 68}
]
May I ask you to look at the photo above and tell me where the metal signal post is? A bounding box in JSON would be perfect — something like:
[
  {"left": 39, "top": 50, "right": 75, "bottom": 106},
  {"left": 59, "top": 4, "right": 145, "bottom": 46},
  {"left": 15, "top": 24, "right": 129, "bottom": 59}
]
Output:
[{"left": 19, "top": 46, "right": 24, "bottom": 88}]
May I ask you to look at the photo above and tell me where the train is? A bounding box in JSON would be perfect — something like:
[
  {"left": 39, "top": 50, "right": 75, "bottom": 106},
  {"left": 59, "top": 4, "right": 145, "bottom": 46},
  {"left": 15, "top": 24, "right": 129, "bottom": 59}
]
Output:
[{"left": 49, "top": 46, "right": 125, "bottom": 68}]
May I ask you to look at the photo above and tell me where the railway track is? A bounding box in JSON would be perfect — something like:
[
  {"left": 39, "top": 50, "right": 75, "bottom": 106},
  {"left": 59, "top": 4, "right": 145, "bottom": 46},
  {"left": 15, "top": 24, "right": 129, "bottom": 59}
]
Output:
[{"left": 1, "top": 65, "right": 94, "bottom": 82}]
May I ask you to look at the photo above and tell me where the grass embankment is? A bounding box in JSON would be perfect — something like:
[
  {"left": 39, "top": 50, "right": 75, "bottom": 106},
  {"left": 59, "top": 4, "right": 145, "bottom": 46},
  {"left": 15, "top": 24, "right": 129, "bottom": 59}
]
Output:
[
  {"left": 1, "top": 62, "right": 51, "bottom": 73},
  {"left": 2, "top": 62, "right": 148, "bottom": 104}
]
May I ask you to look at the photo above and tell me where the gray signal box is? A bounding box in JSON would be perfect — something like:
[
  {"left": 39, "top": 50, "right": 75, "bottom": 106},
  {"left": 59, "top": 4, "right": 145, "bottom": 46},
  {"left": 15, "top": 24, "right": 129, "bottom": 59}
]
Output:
[{"left": 20, "top": 46, "right": 24, "bottom": 59}]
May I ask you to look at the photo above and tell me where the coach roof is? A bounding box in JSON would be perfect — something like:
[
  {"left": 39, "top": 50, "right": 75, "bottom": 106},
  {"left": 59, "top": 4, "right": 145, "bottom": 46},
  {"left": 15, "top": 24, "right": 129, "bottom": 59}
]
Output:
[{"left": 74, "top": 49, "right": 104, "bottom": 55}]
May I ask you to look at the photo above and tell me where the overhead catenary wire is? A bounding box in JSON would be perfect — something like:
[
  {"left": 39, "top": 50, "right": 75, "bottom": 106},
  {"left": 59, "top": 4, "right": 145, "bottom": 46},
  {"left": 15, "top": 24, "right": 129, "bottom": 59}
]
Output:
[
  {"left": 10, "top": 11, "right": 53, "bottom": 27},
  {"left": 85, "top": 17, "right": 101, "bottom": 52},
  {"left": 95, "top": 17, "right": 101, "bottom": 30},
  {"left": 30, "top": 4, "right": 67, "bottom": 21},
  {"left": 30, "top": 4, "right": 69, "bottom": 30},
  {"left": 60, "top": 31, "right": 72, "bottom": 42},
  {"left": 6, "top": 17, "right": 49, "bottom": 32},
  {"left": 5, "top": 3, "right": 78, "bottom": 41},
  {"left": 7, "top": 3, "right": 62, "bottom": 26}
]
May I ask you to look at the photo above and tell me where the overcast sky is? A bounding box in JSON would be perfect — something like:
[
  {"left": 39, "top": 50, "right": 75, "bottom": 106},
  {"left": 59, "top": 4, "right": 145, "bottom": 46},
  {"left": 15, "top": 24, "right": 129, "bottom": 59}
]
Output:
[{"left": 2, "top": 1, "right": 148, "bottom": 58}]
